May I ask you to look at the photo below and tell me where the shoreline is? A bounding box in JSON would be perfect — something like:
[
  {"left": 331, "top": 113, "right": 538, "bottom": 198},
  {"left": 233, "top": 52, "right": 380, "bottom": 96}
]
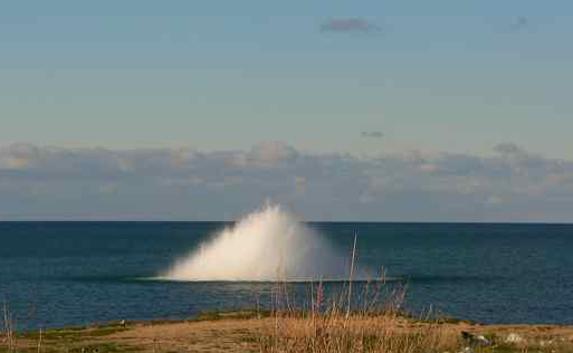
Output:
[{"left": 4, "top": 311, "right": 573, "bottom": 353}]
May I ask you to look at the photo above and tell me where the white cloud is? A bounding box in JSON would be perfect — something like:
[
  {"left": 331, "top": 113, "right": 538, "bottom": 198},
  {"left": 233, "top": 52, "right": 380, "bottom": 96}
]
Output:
[
  {"left": 245, "top": 141, "right": 298, "bottom": 167},
  {"left": 1, "top": 142, "right": 573, "bottom": 221}
]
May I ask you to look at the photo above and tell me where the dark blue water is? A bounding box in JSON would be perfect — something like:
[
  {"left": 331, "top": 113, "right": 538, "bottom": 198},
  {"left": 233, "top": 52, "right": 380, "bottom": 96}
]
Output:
[{"left": 1, "top": 222, "right": 572, "bottom": 330}]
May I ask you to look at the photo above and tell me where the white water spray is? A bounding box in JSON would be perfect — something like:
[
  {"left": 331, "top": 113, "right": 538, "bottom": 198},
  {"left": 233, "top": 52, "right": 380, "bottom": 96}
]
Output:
[{"left": 162, "top": 204, "right": 358, "bottom": 281}]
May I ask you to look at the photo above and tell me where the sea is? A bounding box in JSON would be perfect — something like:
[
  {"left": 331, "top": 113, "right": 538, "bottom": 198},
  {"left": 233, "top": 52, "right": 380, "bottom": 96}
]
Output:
[{"left": 1, "top": 222, "right": 572, "bottom": 330}]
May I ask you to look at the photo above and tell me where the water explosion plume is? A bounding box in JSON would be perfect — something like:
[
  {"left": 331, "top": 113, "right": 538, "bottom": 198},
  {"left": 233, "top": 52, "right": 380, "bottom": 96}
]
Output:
[{"left": 163, "top": 204, "right": 358, "bottom": 281}]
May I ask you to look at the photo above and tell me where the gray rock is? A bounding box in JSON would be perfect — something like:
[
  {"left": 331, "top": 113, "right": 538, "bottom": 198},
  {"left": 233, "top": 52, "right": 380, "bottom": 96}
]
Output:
[
  {"left": 505, "top": 333, "right": 524, "bottom": 343},
  {"left": 461, "top": 331, "right": 492, "bottom": 347}
]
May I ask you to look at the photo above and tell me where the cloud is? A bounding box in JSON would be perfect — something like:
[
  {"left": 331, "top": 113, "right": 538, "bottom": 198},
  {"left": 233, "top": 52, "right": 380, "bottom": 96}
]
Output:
[
  {"left": 0, "top": 143, "right": 41, "bottom": 170},
  {"left": 1, "top": 142, "right": 573, "bottom": 221},
  {"left": 361, "top": 131, "right": 384, "bottom": 139},
  {"left": 494, "top": 142, "right": 523, "bottom": 155},
  {"left": 320, "top": 18, "right": 379, "bottom": 33},
  {"left": 245, "top": 141, "right": 298, "bottom": 167},
  {"left": 510, "top": 16, "right": 529, "bottom": 32}
]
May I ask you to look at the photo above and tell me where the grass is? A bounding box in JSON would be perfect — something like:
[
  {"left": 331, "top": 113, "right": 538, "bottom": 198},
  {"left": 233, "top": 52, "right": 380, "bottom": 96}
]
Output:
[
  {"left": 257, "top": 312, "right": 461, "bottom": 353},
  {"left": 255, "top": 278, "right": 464, "bottom": 353},
  {"left": 194, "top": 309, "right": 271, "bottom": 321}
]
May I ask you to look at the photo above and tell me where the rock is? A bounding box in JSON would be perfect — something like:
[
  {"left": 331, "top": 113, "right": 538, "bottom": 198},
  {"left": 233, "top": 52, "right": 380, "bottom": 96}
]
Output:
[
  {"left": 461, "top": 331, "right": 492, "bottom": 347},
  {"left": 457, "top": 346, "right": 474, "bottom": 353},
  {"left": 476, "top": 335, "right": 491, "bottom": 346},
  {"left": 505, "top": 333, "right": 524, "bottom": 343}
]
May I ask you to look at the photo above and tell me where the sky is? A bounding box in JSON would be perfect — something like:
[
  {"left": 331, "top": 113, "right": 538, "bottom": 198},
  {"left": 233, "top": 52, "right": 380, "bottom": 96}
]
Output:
[{"left": 1, "top": 1, "right": 572, "bottom": 221}]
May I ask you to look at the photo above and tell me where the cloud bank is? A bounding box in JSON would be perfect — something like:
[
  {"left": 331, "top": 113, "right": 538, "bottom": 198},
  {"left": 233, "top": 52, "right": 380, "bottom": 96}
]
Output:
[{"left": 1, "top": 141, "right": 573, "bottom": 222}]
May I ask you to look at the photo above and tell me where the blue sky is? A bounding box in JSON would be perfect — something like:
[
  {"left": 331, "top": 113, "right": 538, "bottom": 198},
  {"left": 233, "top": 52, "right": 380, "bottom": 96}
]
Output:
[{"left": 1, "top": 1, "right": 572, "bottom": 220}]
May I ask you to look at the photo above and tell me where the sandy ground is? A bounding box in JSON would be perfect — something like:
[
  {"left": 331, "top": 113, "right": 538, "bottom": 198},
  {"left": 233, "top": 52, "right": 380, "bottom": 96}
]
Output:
[
  {"left": 110, "top": 318, "right": 573, "bottom": 353},
  {"left": 109, "top": 318, "right": 266, "bottom": 352}
]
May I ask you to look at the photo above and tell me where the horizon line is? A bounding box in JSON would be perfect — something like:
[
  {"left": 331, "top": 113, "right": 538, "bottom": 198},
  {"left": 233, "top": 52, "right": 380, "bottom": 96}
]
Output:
[{"left": 1, "top": 219, "right": 572, "bottom": 225}]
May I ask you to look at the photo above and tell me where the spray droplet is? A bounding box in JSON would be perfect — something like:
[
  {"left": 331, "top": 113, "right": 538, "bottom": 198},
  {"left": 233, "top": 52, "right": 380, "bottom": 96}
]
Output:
[{"left": 162, "top": 204, "right": 355, "bottom": 281}]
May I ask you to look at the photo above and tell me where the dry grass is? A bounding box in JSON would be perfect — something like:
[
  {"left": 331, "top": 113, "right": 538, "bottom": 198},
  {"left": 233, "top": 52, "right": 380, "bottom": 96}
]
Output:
[
  {"left": 258, "top": 312, "right": 462, "bottom": 353},
  {"left": 255, "top": 244, "right": 464, "bottom": 353},
  {"left": 256, "top": 278, "right": 465, "bottom": 353},
  {"left": 2, "top": 302, "right": 17, "bottom": 353}
]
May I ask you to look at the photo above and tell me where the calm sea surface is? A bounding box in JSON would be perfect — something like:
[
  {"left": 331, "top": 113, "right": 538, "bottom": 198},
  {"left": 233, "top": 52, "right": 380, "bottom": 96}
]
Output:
[{"left": 1, "top": 222, "right": 572, "bottom": 330}]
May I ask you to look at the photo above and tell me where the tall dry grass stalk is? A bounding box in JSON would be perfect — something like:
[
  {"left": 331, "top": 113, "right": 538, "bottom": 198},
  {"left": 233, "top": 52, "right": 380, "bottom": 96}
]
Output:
[
  {"left": 37, "top": 328, "right": 42, "bottom": 353},
  {"left": 346, "top": 233, "right": 357, "bottom": 319},
  {"left": 259, "top": 277, "right": 463, "bottom": 353},
  {"left": 2, "top": 301, "right": 17, "bottom": 353},
  {"left": 258, "top": 235, "right": 461, "bottom": 353}
]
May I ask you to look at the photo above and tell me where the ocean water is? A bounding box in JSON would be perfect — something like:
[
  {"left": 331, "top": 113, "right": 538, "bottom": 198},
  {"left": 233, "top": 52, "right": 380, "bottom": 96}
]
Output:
[{"left": 1, "top": 222, "right": 572, "bottom": 330}]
